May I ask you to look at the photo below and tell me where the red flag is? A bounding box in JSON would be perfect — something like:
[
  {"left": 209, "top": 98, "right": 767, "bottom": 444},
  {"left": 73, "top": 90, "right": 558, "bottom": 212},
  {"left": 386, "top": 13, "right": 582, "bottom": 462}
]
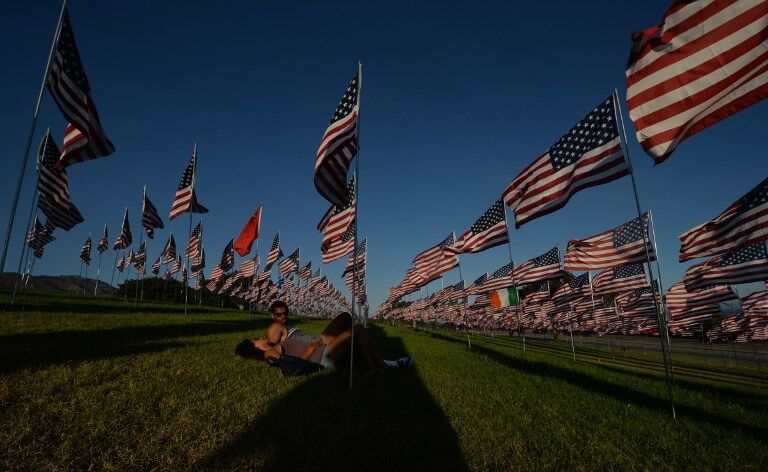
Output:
[{"left": 234, "top": 204, "right": 262, "bottom": 256}]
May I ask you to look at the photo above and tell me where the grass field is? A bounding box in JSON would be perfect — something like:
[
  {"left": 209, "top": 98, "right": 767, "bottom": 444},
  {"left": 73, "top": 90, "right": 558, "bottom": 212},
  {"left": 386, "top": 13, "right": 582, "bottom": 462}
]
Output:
[{"left": 1, "top": 289, "right": 767, "bottom": 471}]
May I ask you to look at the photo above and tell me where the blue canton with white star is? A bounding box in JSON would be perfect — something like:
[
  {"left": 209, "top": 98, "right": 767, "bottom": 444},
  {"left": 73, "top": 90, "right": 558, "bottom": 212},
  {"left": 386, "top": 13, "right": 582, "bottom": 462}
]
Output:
[
  {"left": 548, "top": 96, "right": 618, "bottom": 171},
  {"left": 612, "top": 213, "right": 649, "bottom": 247},
  {"left": 720, "top": 243, "right": 768, "bottom": 267}
]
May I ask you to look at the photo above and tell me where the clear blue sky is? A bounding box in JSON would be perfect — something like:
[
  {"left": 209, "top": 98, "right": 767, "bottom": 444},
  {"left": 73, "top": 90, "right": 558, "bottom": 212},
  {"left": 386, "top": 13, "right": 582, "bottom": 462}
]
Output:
[{"left": 1, "top": 1, "right": 765, "bottom": 309}]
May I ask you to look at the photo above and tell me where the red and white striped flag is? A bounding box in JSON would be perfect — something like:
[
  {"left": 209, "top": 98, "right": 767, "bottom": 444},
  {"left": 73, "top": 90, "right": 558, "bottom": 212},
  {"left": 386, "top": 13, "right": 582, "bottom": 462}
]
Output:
[
  {"left": 113, "top": 209, "right": 132, "bottom": 250},
  {"left": 683, "top": 243, "right": 768, "bottom": 291},
  {"left": 169, "top": 148, "right": 208, "bottom": 221},
  {"left": 453, "top": 199, "right": 509, "bottom": 254},
  {"left": 741, "top": 289, "right": 768, "bottom": 316},
  {"left": 265, "top": 233, "right": 283, "bottom": 269},
  {"left": 591, "top": 263, "right": 649, "bottom": 295},
  {"left": 679, "top": 177, "right": 768, "bottom": 261},
  {"left": 279, "top": 248, "right": 300, "bottom": 276},
  {"left": 666, "top": 281, "right": 737, "bottom": 317},
  {"left": 514, "top": 246, "right": 561, "bottom": 285},
  {"left": 238, "top": 258, "right": 258, "bottom": 278},
  {"left": 503, "top": 95, "right": 628, "bottom": 227},
  {"left": 625, "top": 0, "right": 768, "bottom": 163},
  {"left": 315, "top": 73, "right": 359, "bottom": 208},
  {"left": 46, "top": 9, "right": 114, "bottom": 169},
  {"left": 321, "top": 221, "right": 356, "bottom": 264},
  {"left": 319, "top": 178, "right": 356, "bottom": 252},
  {"left": 564, "top": 213, "right": 655, "bottom": 271}
]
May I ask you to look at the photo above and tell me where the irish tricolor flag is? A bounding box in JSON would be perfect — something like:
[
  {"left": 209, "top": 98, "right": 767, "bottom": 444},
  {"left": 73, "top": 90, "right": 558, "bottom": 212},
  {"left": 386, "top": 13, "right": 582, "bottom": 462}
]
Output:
[{"left": 490, "top": 287, "right": 518, "bottom": 308}]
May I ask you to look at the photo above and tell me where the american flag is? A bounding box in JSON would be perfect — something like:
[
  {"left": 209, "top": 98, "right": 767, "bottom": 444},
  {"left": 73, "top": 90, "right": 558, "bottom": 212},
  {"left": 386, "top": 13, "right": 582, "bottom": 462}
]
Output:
[
  {"left": 564, "top": 213, "right": 655, "bottom": 271},
  {"left": 113, "top": 209, "right": 132, "bottom": 250},
  {"left": 683, "top": 243, "right": 768, "bottom": 291},
  {"left": 283, "top": 276, "right": 295, "bottom": 292},
  {"left": 141, "top": 190, "right": 164, "bottom": 238},
  {"left": 133, "top": 241, "right": 147, "bottom": 268},
  {"left": 503, "top": 95, "right": 628, "bottom": 227},
  {"left": 298, "top": 261, "right": 312, "bottom": 282},
  {"left": 413, "top": 233, "right": 454, "bottom": 277},
  {"left": 309, "top": 269, "right": 322, "bottom": 290},
  {"left": 79, "top": 236, "right": 91, "bottom": 265},
  {"left": 453, "top": 199, "right": 509, "bottom": 254},
  {"left": 36, "top": 131, "right": 84, "bottom": 230},
  {"left": 181, "top": 267, "right": 188, "bottom": 283},
  {"left": 315, "top": 73, "right": 359, "bottom": 208},
  {"left": 625, "top": 1, "right": 768, "bottom": 163},
  {"left": 342, "top": 239, "right": 367, "bottom": 277},
  {"left": 185, "top": 221, "right": 203, "bottom": 258},
  {"left": 679, "top": 177, "right": 768, "bottom": 261},
  {"left": 741, "top": 290, "right": 768, "bottom": 317},
  {"left": 514, "top": 246, "right": 562, "bottom": 285},
  {"left": 46, "top": 9, "right": 114, "bottom": 169},
  {"left": 27, "top": 217, "right": 55, "bottom": 255},
  {"left": 666, "top": 281, "right": 738, "bottom": 317},
  {"left": 552, "top": 273, "right": 591, "bottom": 303},
  {"left": 151, "top": 256, "right": 162, "bottom": 275},
  {"left": 169, "top": 149, "right": 208, "bottom": 221},
  {"left": 205, "top": 278, "right": 218, "bottom": 292},
  {"left": 169, "top": 255, "right": 182, "bottom": 275},
  {"left": 162, "top": 234, "right": 177, "bottom": 263},
  {"left": 481, "top": 262, "right": 515, "bottom": 292},
  {"left": 524, "top": 281, "right": 551, "bottom": 305},
  {"left": 465, "top": 273, "right": 489, "bottom": 295},
  {"left": 209, "top": 265, "right": 224, "bottom": 283},
  {"left": 319, "top": 177, "right": 356, "bottom": 252},
  {"left": 321, "top": 219, "right": 356, "bottom": 264},
  {"left": 615, "top": 282, "right": 660, "bottom": 312},
  {"left": 279, "top": 248, "right": 300, "bottom": 276},
  {"left": 96, "top": 225, "right": 108, "bottom": 254},
  {"left": 257, "top": 269, "right": 271, "bottom": 287},
  {"left": 116, "top": 255, "right": 126, "bottom": 272},
  {"left": 191, "top": 247, "right": 206, "bottom": 277},
  {"left": 194, "top": 274, "right": 203, "bottom": 290},
  {"left": 239, "top": 258, "right": 257, "bottom": 278},
  {"left": 265, "top": 233, "right": 283, "bottom": 269},
  {"left": 591, "top": 263, "right": 649, "bottom": 295},
  {"left": 219, "top": 239, "right": 235, "bottom": 272}
]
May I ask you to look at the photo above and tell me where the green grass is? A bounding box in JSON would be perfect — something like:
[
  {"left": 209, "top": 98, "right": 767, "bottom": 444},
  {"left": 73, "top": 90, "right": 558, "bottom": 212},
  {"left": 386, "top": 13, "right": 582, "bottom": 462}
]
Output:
[{"left": 1, "top": 289, "right": 766, "bottom": 471}]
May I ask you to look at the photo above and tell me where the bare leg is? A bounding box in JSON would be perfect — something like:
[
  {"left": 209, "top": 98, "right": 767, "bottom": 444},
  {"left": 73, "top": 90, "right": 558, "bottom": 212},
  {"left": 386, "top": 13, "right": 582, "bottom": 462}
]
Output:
[
  {"left": 354, "top": 326, "right": 387, "bottom": 369},
  {"left": 320, "top": 312, "right": 353, "bottom": 344},
  {"left": 325, "top": 329, "right": 379, "bottom": 372}
]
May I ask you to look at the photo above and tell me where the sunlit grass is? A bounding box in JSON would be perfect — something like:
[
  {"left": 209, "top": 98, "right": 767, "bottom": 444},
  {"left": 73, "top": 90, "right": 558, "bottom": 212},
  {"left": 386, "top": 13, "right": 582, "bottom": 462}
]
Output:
[{"left": 1, "top": 289, "right": 766, "bottom": 471}]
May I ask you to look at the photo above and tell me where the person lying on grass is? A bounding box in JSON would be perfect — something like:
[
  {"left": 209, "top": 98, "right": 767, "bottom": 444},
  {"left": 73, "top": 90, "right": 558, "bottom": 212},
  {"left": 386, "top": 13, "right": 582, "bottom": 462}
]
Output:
[{"left": 234, "top": 311, "right": 413, "bottom": 374}]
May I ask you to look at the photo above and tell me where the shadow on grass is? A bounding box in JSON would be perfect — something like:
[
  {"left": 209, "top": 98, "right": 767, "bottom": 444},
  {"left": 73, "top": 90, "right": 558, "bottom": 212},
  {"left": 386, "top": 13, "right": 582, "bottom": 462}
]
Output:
[
  {"left": 0, "top": 319, "right": 268, "bottom": 375},
  {"left": 423, "top": 330, "right": 768, "bottom": 441},
  {"left": 199, "top": 325, "right": 469, "bottom": 472}
]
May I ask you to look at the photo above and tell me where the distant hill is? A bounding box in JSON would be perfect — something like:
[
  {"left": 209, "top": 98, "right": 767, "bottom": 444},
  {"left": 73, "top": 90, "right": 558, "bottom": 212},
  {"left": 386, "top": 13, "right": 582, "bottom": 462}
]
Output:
[{"left": 0, "top": 273, "right": 115, "bottom": 295}]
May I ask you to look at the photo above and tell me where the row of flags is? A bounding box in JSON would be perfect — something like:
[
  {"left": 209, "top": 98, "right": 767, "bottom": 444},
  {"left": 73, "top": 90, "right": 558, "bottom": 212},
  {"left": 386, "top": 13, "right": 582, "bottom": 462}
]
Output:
[{"left": 381, "top": 178, "right": 768, "bottom": 341}]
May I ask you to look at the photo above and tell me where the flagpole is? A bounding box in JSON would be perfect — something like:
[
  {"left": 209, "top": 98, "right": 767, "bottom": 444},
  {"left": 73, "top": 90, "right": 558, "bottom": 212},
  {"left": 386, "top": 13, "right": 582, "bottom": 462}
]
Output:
[
  {"left": 82, "top": 233, "right": 90, "bottom": 295},
  {"left": 648, "top": 210, "right": 674, "bottom": 358},
  {"left": 184, "top": 143, "right": 197, "bottom": 316},
  {"left": 0, "top": 0, "right": 67, "bottom": 274},
  {"left": 12, "top": 129, "right": 51, "bottom": 305},
  {"left": 347, "top": 61, "right": 362, "bottom": 390},
  {"left": 94, "top": 224, "right": 106, "bottom": 295},
  {"left": 501, "top": 206, "right": 524, "bottom": 358},
  {"left": 135, "top": 186, "right": 146, "bottom": 307},
  {"left": 612, "top": 89, "right": 676, "bottom": 419}
]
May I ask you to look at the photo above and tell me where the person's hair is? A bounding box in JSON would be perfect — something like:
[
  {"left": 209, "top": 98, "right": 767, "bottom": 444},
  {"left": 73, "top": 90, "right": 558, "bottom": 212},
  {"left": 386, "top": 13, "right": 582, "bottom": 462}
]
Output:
[
  {"left": 270, "top": 300, "right": 288, "bottom": 314},
  {"left": 234, "top": 339, "right": 264, "bottom": 360}
]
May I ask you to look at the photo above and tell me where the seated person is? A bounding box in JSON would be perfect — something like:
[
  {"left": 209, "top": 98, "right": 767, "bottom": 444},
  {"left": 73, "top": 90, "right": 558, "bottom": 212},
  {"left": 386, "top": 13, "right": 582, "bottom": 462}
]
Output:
[{"left": 235, "top": 311, "right": 413, "bottom": 374}]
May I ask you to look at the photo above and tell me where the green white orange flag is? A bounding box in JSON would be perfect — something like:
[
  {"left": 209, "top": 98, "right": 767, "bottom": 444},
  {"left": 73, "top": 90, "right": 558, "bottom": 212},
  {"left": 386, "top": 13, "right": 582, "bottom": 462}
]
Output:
[{"left": 490, "top": 287, "right": 518, "bottom": 308}]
